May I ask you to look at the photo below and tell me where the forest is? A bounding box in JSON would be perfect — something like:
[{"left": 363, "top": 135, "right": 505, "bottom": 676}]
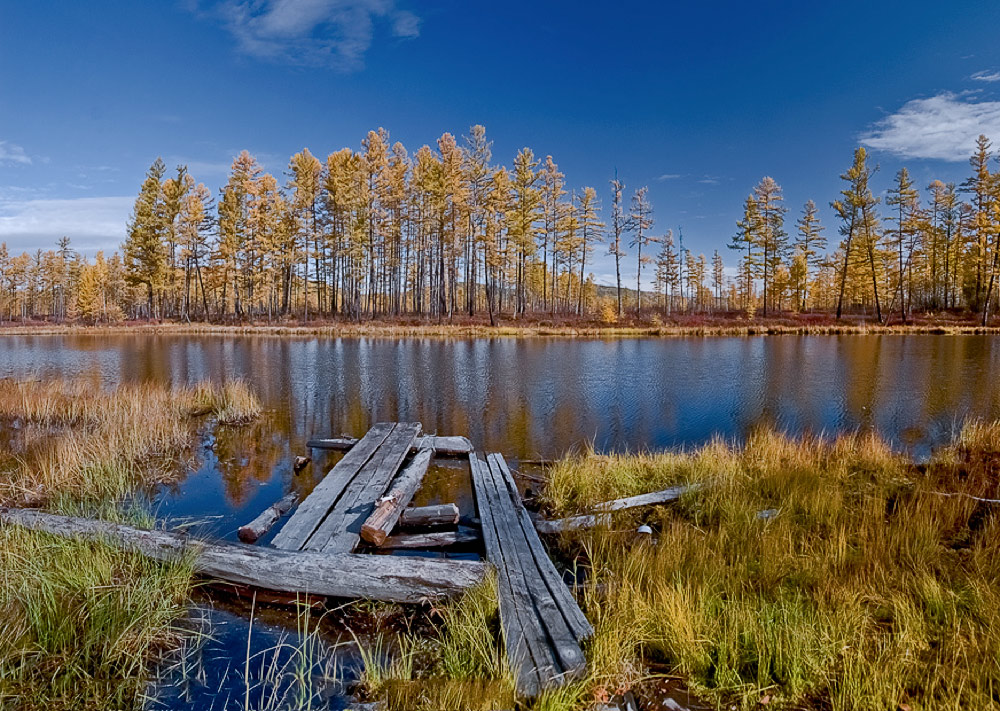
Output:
[{"left": 2, "top": 127, "right": 1000, "bottom": 326}]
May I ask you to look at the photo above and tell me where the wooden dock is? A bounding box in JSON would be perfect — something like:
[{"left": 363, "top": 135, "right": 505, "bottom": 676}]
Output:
[
  {"left": 471, "top": 452, "right": 592, "bottom": 696},
  {"left": 3, "top": 420, "right": 592, "bottom": 699}
]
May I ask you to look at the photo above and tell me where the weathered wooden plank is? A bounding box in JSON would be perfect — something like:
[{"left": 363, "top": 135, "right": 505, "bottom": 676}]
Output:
[
  {"left": 272, "top": 423, "right": 394, "bottom": 550},
  {"left": 484, "top": 454, "right": 586, "bottom": 683},
  {"left": 534, "top": 484, "right": 699, "bottom": 534},
  {"left": 312, "top": 422, "right": 422, "bottom": 553},
  {"left": 238, "top": 492, "right": 299, "bottom": 543},
  {"left": 362, "top": 447, "right": 434, "bottom": 546},
  {"left": 472, "top": 454, "right": 551, "bottom": 697},
  {"left": 399, "top": 503, "right": 460, "bottom": 527},
  {"left": 308, "top": 434, "right": 472, "bottom": 456},
  {"left": 0, "top": 508, "right": 487, "bottom": 603},
  {"left": 380, "top": 526, "right": 480, "bottom": 550},
  {"left": 490, "top": 454, "right": 593, "bottom": 643}
]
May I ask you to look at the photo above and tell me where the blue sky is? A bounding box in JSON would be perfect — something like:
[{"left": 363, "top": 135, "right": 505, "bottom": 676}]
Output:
[{"left": 3, "top": 1, "right": 1000, "bottom": 285}]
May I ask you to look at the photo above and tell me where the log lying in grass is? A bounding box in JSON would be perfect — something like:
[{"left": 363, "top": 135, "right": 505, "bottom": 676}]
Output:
[
  {"left": 361, "top": 448, "right": 434, "bottom": 546},
  {"left": 535, "top": 484, "right": 701, "bottom": 534},
  {"left": 380, "top": 526, "right": 481, "bottom": 550},
  {"left": 238, "top": 492, "right": 299, "bottom": 543},
  {"left": 0, "top": 508, "right": 487, "bottom": 603},
  {"left": 307, "top": 434, "right": 473, "bottom": 456},
  {"left": 399, "top": 503, "right": 460, "bottom": 527}
]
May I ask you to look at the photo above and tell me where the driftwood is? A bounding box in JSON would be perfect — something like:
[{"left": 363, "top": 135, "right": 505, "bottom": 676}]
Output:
[
  {"left": 399, "top": 503, "right": 460, "bottom": 527},
  {"left": 380, "top": 526, "right": 480, "bottom": 549},
  {"left": 0, "top": 508, "right": 486, "bottom": 603},
  {"left": 307, "top": 434, "right": 473, "bottom": 456},
  {"left": 534, "top": 484, "right": 700, "bottom": 534},
  {"left": 238, "top": 492, "right": 299, "bottom": 543},
  {"left": 361, "top": 448, "right": 434, "bottom": 546}
]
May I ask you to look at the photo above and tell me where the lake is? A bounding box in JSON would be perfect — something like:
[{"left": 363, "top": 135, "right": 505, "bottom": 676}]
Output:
[{"left": 5, "top": 332, "right": 999, "bottom": 708}]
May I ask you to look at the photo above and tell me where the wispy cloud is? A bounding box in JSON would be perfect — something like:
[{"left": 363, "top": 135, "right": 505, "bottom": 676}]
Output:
[
  {"left": 657, "top": 173, "right": 681, "bottom": 181},
  {"left": 0, "top": 196, "right": 132, "bottom": 253},
  {"left": 697, "top": 175, "right": 720, "bottom": 185},
  {"left": 971, "top": 70, "right": 1000, "bottom": 83},
  {"left": 0, "top": 141, "right": 31, "bottom": 166},
  {"left": 861, "top": 92, "right": 1000, "bottom": 161},
  {"left": 202, "top": 0, "right": 420, "bottom": 70}
]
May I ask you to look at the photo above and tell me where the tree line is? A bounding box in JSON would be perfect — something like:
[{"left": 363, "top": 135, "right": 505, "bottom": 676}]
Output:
[{"left": 3, "top": 127, "right": 1000, "bottom": 325}]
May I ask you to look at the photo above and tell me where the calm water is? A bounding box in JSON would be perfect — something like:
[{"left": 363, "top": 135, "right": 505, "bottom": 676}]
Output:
[
  {"left": 5, "top": 333, "right": 999, "bottom": 708},
  {"left": 2, "top": 333, "right": 1000, "bottom": 533}
]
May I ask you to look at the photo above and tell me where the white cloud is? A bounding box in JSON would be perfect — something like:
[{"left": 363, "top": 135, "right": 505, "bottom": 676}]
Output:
[
  {"left": 211, "top": 0, "right": 420, "bottom": 69},
  {"left": 861, "top": 92, "right": 1000, "bottom": 161},
  {"left": 971, "top": 70, "right": 1000, "bottom": 83},
  {"left": 657, "top": 173, "right": 681, "bottom": 181},
  {"left": 0, "top": 141, "right": 31, "bottom": 166},
  {"left": 0, "top": 196, "right": 132, "bottom": 253}
]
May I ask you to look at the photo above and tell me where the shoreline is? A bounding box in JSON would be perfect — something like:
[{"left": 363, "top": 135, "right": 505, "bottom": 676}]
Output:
[{"left": 0, "top": 318, "right": 999, "bottom": 338}]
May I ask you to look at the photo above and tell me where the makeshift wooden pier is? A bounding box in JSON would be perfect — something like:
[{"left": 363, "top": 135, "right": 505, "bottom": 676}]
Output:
[
  {"left": 3, "top": 421, "right": 593, "bottom": 698},
  {"left": 297, "top": 422, "right": 593, "bottom": 695}
]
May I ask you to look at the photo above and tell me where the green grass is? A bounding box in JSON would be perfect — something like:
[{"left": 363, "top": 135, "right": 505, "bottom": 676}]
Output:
[
  {"left": 542, "top": 426, "right": 1000, "bottom": 710},
  {"left": 0, "top": 526, "right": 193, "bottom": 710}
]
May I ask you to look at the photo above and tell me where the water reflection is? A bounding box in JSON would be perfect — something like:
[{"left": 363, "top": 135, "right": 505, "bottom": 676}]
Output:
[{"left": 2, "top": 333, "right": 999, "bottom": 525}]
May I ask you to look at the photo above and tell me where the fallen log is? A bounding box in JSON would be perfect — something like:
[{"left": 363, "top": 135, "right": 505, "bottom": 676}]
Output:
[
  {"left": 238, "top": 492, "right": 299, "bottom": 543},
  {"left": 362, "top": 448, "right": 434, "bottom": 546},
  {"left": 399, "top": 503, "right": 460, "bottom": 527},
  {"left": 0, "top": 508, "right": 486, "bottom": 603},
  {"left": 380, "top": 526, "right": 480, "bottom": 549},
  {"left": 535, "top": 484, "right": 700, "bottom": 534},
  {"left": 307, "top": 434, "right": 473, "bottom": 456}
]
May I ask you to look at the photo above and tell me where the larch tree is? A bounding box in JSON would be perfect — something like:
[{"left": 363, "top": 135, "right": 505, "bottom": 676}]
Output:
[
  {"left": 629, "top": 186, "right": 654, "bottom": 313},
  {"left": 124, "top": 158, "right": 168, "bottom": 316},
  {"left": 576, "top": 187, "right": 604, "bottom": 315},
  {"left": 752, "top": 176, "right": 788, "bottom": 316},
  {"left": 608, "top": 177, "right": 627, "bottom": 318},
  {"left": 794, "top": 199, "right": 825, "bottom": 310}
]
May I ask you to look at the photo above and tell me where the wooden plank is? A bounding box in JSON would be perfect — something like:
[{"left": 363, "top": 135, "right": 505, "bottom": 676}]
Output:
[
  {"left": 490, "top": 454, "right": 593, "bottom": 643},
  {"left": 484, "top": 454, "right": 586, "bottom": 683},
  {"left": 399, "top": 503, "right": 460, "bottom": 527},
  {"left": 0, "top": 508, "right": 487, "bottom": 603},
  {"left": 308, "top": 434, "right": 472, "bottom": 456},
  {"left": 272, "top": 423, "right": 394, "bottom": 550},
  {"left": 311, "top": 422, "right": 422, "bottom": 553},
  {"left": 380, "top": 526, "right": 480, "bottom": 550},
  {"left": 472, "top": 454, "right": 551, "bottom": 697},
  {"left": 534, "top": 484, "right": 699, "bottom": 534},
  {"left": 238, "top": 492, "right": 299, "bottom": 543},
  {"left": 361, "top": 447, "right": 434, "bottom": 546}
]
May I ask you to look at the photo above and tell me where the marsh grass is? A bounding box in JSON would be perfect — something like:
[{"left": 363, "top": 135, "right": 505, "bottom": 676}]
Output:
[
  {"left": 0, "top": 376, "right": 262, "bottom": 710},
  {"left": 0, "top": 527, "right": 193, "bottom": 710},
  {"left": 0, "top": 377, "right": 261, "bottom": 507},
  {"left": 544, "top": 427, "right": 1000, "bottom": 710}
]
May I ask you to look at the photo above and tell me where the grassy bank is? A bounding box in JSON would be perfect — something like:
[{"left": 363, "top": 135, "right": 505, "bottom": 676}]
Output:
[
  {"left": 2, "top": 313, "right": 1000, "bottom": 338},
  {"left": 538, "top": 426, "right": 1000, "bottom": 710},
  {"left": 0, "top": 378, "right": 261, "bottom": 710}
]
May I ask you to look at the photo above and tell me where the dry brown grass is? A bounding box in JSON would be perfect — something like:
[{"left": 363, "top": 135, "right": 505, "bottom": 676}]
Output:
[
  {"left": 543, "top": 428, "right": 1000, "bottom": 710},
  {"left": 0, "top": 377, "right": 261, "bottom": 508},
  {"left": 2, "top": 314, "right": 1000, "bottom": 339}
]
